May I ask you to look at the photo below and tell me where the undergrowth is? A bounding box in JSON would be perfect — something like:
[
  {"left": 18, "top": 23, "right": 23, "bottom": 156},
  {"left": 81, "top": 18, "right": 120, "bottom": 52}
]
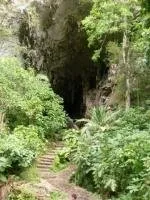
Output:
[
  {"left": 8, "top": 188, "right": 37, "bottom": 200},
  {"left": 62, "top": 107, "right": 150, "bottom": 200},
  {"left": 20, "top": 163, "right": 40, "bottom": 183},
  {"left": 49, "top": 191, "right": 67, "bottom": 200},
  {"left": 50, "top": 154, "right": 69, "bottom": 173},
  {"left": 0, "top": 57, "right": 66, "bottom": 183}
]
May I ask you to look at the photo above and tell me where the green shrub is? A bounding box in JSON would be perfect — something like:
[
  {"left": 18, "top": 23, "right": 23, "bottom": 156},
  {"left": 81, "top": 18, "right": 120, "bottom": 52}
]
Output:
[
  {"left": 114, "top": 108, "right": 150, "bottom": 130},
  {"left": 20, "top": 163, "right": 40, "bottom": 183},
  {"left": 0, "top": 126, "right": 44, "bottom": 181},
  {"left": 0, "top": 57, "right": 66, "bottom": 138},
  {"left": 0, "top": 57, "right": 66, "bottom": 182},
  {"left": 0, "top": 157, "right": 10, "bottom": 182},
  {"left": 50, "top": 129, "right": 80, "bottom": 172},
  {"left": 13, "top": 126, "right": 44, "bottom": 155},
  {"left": 92, "top": 129, "right": 150, "bottom": 199},
  {"left": 64, "top": 107, "right": 150, "bottom": 199},
  {"left": 8, "top": 188, "right": 37, "bottom": 200},
  {"left": 50, "top": 154, "right": 69, "bottom": 173},
  {"left": 62, "top": 129, "right": 80, "bottom": 160},
  {"left": 49, "top": 191, "right": 67, "bottom": 200}
]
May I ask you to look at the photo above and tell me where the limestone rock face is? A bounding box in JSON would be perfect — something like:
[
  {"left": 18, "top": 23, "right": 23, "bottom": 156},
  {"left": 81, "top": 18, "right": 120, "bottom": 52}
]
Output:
[
  {"left": 19, "top": 0, "right": 97, "bottom": 118},
  {"left": 0, "top": 2, "right": 20, "bottom": 57},
  {"left": 0, "top": 0, "right": 116, "bottom": 117},
  {"left": 19, "top": 0, "right": 116, "bottom": 118},
  {"left": 85, "top": 64, "right": 118, "bottom": 116}
]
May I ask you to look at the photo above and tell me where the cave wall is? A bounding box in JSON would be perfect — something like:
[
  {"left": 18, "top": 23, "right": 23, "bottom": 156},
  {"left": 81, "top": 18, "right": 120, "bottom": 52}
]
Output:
[{"left": 19, "top": 0, "right": 112, "bottom": 118}]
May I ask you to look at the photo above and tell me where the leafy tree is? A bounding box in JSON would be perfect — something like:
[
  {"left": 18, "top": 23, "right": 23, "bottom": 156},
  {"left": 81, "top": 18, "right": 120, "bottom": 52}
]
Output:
[{"left": 82, "top": 0, "right": 150, "bottom": 109}]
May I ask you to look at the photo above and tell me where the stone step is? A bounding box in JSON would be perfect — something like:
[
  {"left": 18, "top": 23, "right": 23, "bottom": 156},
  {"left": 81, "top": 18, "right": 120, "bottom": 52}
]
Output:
[
  {"left": 37, "top": 163, "right": 52, "bottom": 168},
  {"left": 37, "top": 157, "right": 55, "bottom": 162},
  {"left": 46, "top": 152, "right": 56, "bottom": 155},
  {"left": 38, "top": 160, "right": 53, "bottom": 164},
  {"left": 37, "top": 164, "right": 50, "bottom": 168},
  {"left": 40, "top": 154, "right": 55, "bottom": 157},
  {"left": 37, "top": 144, "right": 64, "bottom": 177},
  {"left": 38, "top": 160, "right": 53, "bottom": 165},
  {"left": 38, "top": 159, "right": 53, "bottom": 164},
  {"left": 54, "top": 142, "right": 63, "bottom": 146},
  {"left": 39, "top": 155, "right": 55, "bottom": 160},
  {"left": 37, "top": 161, "right": 52, "bottom": 165},
  {"left": 44, "top": 154, "right": 56, "bottom": 158},
  {"left": 37, "top": 195, "right": 46, "bottom": 200}
]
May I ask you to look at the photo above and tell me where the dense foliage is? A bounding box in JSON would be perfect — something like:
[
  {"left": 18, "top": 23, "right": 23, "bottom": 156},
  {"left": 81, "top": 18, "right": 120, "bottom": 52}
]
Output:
[
  {"left": 63, "top": 107, "right": 150, "bottom": 199},
  {"left": 82, "top": 0, "right": 150, "bottom": 108},
  {"left": 0, "top": 57, "right": 66, "bottom": 182},
  {"left": 0, "top": 1, "right": 149, "bottom": 199},
  {"left": 0, "top": 126, "right": 44, "bottom": 182},
  {"left": 0, "top": 57, "right": 66, "bottom": 137}
]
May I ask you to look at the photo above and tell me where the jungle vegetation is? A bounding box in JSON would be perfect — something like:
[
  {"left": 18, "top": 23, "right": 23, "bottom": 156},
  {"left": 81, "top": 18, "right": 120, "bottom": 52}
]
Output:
[
  {"left": 61, "top": 0, "right": 150, "bottom": 199},
  {"left": 0, "top": 0, "right": 150, "bottom": 200}
]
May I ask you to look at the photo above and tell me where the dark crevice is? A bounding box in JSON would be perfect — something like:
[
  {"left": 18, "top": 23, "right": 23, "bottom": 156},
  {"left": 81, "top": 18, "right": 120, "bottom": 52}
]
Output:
[{"left": 51, "top": 74, "right": 86, "bottom": 119}]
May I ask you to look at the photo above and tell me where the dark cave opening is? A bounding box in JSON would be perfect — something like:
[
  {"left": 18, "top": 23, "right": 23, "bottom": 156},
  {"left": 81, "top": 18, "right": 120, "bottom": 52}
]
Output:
[
  {"left": 52, "top": 74, "right": 86, "bottom": 119},
  {"left": 50, "top": 60, "right": 109, "bottom": 119},
  {"left": 63, "top": 77, "right": 86, "bottom": 119}
]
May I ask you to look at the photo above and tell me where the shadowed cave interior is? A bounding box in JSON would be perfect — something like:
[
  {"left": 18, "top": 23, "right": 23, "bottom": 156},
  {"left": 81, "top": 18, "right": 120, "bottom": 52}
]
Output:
[
  {"left": 51, "top": 71, "right": 86, "bottom": 119},
  {"left": 50, "top": 61, "right": 108, "bottom": 119}
]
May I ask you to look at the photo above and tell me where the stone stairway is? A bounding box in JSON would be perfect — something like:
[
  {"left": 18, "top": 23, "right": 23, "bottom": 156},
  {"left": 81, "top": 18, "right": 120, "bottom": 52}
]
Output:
[
  {"left": 32, "top": 142, "right": 64, "bottom": 200},
  {"left": 37, "top": 143, "right": 64, "bottom": 177},
  {"left": 14, "top": 142, "right": 97, "bottom": 200}
]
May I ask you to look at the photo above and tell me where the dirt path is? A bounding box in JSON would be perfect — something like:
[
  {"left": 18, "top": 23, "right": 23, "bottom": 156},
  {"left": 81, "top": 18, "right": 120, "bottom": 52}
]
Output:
[
  {"left": 16, "top": 143, "right": 98, "bottom": 200},
  {"left": 36, "top": 142, "right": 97, "bottom": 200}
]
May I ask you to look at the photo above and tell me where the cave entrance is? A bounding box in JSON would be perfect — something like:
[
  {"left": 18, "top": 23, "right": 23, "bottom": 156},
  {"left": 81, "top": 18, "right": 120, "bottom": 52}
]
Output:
[
  {"left": 63, "top": 76, "right": 85, "bottom": 119},
  {"left": 51, "top": 72, "right": 86, "bottom": 119}
]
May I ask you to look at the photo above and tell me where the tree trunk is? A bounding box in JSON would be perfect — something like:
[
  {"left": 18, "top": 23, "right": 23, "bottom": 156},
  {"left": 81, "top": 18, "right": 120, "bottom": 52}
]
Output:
[
  {"left": 0, "top": 112, "right": 5, "bottom": 131},
  {"left": 122, "top": 31, "right": 131, "bottom": 110},
  {"left": 125, "top": 74, "right": 130, "bottom": 110}
]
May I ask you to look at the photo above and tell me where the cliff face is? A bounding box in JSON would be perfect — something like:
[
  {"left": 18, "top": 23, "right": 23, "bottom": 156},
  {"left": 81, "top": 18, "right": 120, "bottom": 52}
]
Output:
[
  {"left": 18, "top": 0, "right": 95, "bottom": 118},
  {"left": 19, "top": 0, "right": 113, "bottom": 118}
]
